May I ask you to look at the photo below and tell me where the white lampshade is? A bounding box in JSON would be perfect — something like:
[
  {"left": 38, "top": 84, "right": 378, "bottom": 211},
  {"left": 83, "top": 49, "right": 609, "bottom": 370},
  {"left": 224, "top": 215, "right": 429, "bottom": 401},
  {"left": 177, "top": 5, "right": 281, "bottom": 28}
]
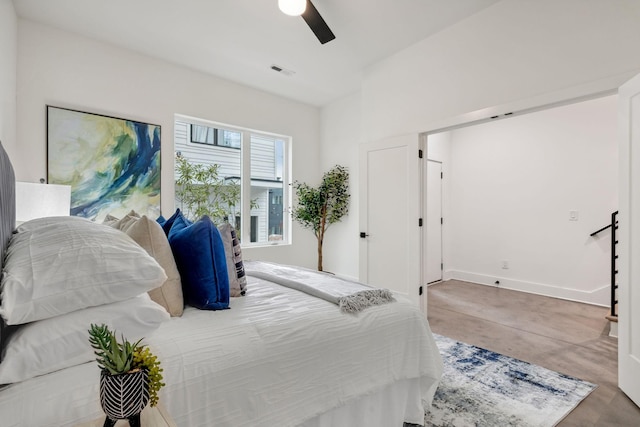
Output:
[
  {"left": 15, "top": 181, "right": 71, "bottom": 224},
  {"left": 278, "top": 0, "right": 306, "bottom": 16}
]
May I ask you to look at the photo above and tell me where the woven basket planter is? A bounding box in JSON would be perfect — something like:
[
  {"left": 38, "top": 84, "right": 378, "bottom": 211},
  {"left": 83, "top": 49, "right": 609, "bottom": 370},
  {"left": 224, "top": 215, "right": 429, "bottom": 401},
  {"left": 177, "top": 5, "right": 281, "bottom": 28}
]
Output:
[{"left": 99, "top": 369, "right": 150, "bottom": 426}]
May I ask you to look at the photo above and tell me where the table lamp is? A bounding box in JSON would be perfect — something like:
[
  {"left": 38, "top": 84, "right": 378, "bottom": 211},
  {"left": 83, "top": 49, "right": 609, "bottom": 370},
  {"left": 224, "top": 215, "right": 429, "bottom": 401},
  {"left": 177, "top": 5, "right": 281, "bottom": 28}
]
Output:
[{"left": 15, "top": 181, "right": 72, "bottom": 225}]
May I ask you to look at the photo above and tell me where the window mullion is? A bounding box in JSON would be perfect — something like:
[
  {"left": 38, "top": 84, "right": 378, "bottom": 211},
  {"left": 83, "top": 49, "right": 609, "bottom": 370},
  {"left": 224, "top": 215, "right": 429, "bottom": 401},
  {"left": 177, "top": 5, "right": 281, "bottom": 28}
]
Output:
[
  {"left": 284, "top": 140, "right": 291, "bottom": 244},
  {"left": 241, "top": 131, "right": 252, "bottom": 243}
]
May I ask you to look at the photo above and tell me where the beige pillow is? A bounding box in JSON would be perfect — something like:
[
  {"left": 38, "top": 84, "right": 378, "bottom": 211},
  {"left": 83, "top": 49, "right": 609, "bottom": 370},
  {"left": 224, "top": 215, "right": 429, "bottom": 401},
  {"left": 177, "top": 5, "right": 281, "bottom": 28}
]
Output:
[
  {"left": 110, "top": 210, "right": 141, "bottom": 232},
  {"left": 122, "top": 215, "right": 184, "bottom": 316},
  {"left": 102, "top": 214, "right": 120, "bottom": 226}
]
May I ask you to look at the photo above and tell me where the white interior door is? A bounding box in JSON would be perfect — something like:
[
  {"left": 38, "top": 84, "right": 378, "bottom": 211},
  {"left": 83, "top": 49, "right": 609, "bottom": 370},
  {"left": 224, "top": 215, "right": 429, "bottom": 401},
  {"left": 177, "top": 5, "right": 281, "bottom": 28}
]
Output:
[
  {"left": 359, "top": 135, "right": 422, "bottom": 308},
  {"left": 426, "top": 160, "right": 443, "bottom": 284},
  {"left": 618, "top": 72, "right": 640, "bottom": 407}
]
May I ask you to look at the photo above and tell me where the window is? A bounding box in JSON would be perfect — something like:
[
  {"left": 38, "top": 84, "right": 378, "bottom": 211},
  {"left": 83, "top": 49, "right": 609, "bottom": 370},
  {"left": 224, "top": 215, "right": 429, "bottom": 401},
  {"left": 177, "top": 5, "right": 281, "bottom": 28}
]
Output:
[
  {"left": 249, "top": 135, "right": 286, "bottom": 244},
  {"left": 190, "top": 124, "right": 241, "bottom": 149},
  {"left": 175, "top": 118, "right": 290, "bottom": 247}
]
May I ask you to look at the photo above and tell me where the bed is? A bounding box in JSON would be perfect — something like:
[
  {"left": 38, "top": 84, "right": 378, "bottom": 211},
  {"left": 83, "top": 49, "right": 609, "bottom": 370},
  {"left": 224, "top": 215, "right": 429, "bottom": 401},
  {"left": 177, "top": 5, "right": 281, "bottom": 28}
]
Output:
[{"left": 0, "top": 141, "right": 443, "bottom": 427}]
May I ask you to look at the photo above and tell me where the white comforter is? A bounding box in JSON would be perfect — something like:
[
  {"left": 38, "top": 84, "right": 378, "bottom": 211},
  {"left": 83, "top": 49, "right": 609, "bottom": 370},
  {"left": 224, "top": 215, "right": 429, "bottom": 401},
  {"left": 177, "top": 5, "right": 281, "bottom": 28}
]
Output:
[{"left": 0, "top": 275, "right": 442, "bottom": 427}]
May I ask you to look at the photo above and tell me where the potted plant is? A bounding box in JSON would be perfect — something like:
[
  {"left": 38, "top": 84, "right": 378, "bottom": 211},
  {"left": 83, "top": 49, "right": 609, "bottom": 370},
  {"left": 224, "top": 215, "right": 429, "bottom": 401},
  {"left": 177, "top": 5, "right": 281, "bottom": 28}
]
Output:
[
  {"left": 88, "top": 324, "right": 165, "bottom": 427},
  {"left": 292, "top": 165, "right": 350, "bottom": 271}
]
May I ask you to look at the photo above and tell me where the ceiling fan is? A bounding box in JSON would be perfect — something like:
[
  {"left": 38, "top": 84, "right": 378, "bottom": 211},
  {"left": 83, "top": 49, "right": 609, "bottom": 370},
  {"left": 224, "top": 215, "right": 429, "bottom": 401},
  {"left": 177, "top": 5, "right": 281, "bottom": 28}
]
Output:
[{"left": 279, "top": 0, "right": 336, "bottom": 44}]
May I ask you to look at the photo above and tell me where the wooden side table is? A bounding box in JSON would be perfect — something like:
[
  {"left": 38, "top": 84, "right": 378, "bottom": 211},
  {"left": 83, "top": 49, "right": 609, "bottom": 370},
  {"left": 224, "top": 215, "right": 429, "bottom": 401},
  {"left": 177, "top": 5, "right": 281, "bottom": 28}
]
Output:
[{"left": 74, "top": 404, "right": 177, "bottom": 427}]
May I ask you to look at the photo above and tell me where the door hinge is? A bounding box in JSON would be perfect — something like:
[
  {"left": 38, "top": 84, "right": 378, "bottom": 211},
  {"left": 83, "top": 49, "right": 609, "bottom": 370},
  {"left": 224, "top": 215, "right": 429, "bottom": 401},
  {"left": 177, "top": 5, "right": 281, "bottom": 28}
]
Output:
[
  {"left": 441, "top": 217, "right": 443, "bottom": 225},
  {"left": 419, "top": 218, "right": 423, "bottom": 227},
  {"left": 441, "top": 263, "right": 443, "bottom": 270},
  {"left": 441, "top": 172, "right": 443, "bottom": 179},
  {"left": 419, "top": 286, "right": 423, "bottom": 295},
  {"left": 418, "top": 149, "right": 423, "bottom": 159}
]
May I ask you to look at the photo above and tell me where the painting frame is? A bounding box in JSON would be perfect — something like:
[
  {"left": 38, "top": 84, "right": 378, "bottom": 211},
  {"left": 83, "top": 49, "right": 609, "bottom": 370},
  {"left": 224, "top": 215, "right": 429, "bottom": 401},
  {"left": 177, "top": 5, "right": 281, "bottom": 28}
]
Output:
[{"left": 46, "top": 105, "right": 161, "bottom": 222}]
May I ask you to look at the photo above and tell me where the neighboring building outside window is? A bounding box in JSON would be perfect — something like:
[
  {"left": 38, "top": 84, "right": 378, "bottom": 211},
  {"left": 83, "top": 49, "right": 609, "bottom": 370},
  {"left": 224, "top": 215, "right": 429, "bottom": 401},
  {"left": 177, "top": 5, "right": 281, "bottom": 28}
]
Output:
[
  {"left": 190, "top": 124, "right": 241, "bottom": 149},
  {"left": 174, "top": 118, "right": 291, "bottom": 246}
]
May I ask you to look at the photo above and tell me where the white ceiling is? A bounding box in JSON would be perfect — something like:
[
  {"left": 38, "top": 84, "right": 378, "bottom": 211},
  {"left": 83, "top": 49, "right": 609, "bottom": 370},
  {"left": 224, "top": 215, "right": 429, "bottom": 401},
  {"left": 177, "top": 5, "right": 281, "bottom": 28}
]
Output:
[{"left": 12, "top": 0, "right": 500, "bottom": 107}]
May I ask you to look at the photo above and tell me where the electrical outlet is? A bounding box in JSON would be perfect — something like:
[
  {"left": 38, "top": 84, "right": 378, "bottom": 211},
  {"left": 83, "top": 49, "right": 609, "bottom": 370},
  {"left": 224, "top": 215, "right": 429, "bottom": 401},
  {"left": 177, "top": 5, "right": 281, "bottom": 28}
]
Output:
[
  {"left": 501, "top": 260, "right": 509, "bottom": 269},
  {"left": 494, "top": 280, "right": 500, "bottom": 287}
]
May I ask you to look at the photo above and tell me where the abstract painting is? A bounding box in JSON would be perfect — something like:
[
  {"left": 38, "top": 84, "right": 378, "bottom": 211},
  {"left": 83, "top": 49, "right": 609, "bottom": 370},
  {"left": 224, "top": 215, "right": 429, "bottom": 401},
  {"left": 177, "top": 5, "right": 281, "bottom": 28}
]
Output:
[{"left": 47, "top": 106, "right": 161, "bottom": 222}]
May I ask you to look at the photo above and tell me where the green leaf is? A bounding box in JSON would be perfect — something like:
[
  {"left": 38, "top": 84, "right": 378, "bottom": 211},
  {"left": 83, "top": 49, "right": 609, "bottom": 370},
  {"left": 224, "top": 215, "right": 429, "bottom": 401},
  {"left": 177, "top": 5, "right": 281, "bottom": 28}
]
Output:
[
  {"left": 174, "top": 155, "right": 258, "bottom": 227},
  {"left": 88, "top": 323, "right": 138, "bottom": 374}
]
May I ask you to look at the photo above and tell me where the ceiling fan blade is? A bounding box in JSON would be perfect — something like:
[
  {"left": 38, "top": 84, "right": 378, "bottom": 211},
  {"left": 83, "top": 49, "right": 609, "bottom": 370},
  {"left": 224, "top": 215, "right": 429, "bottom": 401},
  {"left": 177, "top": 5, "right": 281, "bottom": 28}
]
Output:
[{"left": 301, "top": 0, "right": 335, "bottom": 44}]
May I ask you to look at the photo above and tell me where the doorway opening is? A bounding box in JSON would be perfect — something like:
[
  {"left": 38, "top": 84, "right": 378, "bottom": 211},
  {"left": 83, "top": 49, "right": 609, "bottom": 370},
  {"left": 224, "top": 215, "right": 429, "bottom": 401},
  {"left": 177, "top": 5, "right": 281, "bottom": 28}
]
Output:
[
  {"left": 422, "top": 93, "right": 618, "bottom": 309},
  {"left": 425, "top": 159, "right": 443, "bottom": 284},
  {"left": 421, "top": 91, "right": 625, "bottom": 415}
]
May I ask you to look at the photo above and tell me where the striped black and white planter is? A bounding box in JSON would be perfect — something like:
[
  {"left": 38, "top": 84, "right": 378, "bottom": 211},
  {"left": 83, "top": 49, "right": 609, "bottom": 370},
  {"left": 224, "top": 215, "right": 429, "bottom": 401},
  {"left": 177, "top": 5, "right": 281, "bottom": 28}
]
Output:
[{"left": 99, "top": 369, "right": 149, "bottom": 427}]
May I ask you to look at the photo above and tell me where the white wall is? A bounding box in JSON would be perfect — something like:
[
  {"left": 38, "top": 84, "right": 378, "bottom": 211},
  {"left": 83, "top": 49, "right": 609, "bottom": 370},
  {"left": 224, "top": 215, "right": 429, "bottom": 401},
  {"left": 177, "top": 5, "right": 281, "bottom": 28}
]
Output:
[
  {"left": 362, "top": 0, "right": 640, "bottom": 141},
  {"left": 16, "top": 20, "right": 321, "bottom": 268},
  {"left": 319, "top": 92, "right": 362, "bottom": 278},
  {"left": 0, "top": 0, "right": 17, "bottom": 156},
  {"left": 441, "top": 95, "right": 618, "bottom": 305},
  {"left": 321, "top": 0, "right": 640, "bottom": 283}
]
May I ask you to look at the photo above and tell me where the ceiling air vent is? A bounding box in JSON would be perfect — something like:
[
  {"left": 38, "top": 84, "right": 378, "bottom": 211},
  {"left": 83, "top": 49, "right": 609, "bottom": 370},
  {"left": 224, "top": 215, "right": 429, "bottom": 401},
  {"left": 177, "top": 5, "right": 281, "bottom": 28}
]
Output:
[{"left": 271, "top": 64, "right": 295, "bottom": 77}]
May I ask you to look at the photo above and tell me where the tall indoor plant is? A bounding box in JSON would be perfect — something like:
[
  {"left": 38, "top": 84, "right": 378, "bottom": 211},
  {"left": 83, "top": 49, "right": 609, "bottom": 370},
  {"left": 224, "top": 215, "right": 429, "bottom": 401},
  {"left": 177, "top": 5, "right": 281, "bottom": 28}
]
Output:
[{"left": 292, "top": 165, "right": 349, "bottom": 271}]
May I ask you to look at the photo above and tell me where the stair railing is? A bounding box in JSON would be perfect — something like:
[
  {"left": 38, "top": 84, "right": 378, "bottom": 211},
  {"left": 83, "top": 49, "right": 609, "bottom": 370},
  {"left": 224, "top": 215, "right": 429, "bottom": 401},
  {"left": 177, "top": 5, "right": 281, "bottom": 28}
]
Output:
[{"left": 590, "top": 211, "right": 619, "bottom": 318}]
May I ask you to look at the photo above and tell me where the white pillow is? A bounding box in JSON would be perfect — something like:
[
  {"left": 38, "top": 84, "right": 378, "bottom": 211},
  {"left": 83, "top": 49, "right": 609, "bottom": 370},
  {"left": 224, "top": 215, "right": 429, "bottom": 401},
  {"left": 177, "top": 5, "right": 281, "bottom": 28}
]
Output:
[
  {"left": 0, "top": 216, "right": 168, "bottom": 325},
  {"left": 0, "top": 293, "right": 169, "bottom": 384},
  {"left": 14, "top": 215, "right": 100, "bottom": 233}
]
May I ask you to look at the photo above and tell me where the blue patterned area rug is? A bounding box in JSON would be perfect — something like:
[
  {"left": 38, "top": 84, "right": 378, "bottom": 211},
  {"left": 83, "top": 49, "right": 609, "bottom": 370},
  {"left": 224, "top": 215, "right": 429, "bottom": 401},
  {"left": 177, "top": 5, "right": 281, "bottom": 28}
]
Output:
[{"left": 424, "top": 334, "right": 597, "bottom": 427}]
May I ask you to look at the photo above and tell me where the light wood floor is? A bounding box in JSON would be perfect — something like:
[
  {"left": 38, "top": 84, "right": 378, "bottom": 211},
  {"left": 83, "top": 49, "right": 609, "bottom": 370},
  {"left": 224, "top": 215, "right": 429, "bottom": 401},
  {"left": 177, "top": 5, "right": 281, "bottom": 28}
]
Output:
[{"left": 427, "top": 280, "right": 640, "bottom": 426}]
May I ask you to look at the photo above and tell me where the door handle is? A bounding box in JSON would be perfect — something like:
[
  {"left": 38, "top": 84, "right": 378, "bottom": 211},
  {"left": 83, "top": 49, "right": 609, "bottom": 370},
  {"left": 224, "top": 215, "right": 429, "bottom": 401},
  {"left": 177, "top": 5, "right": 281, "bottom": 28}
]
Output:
[{"left": 360, "top": 232, "right": 369, "bottom": 238}]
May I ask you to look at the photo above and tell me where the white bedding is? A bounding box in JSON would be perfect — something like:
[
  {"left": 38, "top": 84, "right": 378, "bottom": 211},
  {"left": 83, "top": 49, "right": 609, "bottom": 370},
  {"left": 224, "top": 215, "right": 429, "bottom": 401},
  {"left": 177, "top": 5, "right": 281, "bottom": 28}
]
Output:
[{"left": 0, "top": 275, "right": 442, "bottom": 427}]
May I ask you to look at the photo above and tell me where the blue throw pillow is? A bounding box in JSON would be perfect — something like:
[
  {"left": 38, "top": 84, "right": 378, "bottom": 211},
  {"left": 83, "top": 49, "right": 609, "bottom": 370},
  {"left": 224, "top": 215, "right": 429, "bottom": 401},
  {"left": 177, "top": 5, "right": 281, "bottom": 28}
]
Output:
[
  {"left": 158, "top": 208, "right": 191, "bottom": 236},
  {"left": 167, "top": 213, "right": 229, "bottom": 310}
]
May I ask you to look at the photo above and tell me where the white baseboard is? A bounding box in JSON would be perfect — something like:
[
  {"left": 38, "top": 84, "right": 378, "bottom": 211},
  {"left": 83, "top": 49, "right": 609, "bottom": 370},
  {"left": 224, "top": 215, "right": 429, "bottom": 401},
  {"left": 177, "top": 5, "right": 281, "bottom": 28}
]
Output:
[
  {"left": 443, "top": 270, "right": 454, "bottom": 282},
  {"left": 609, "top": 321, "right": 618, "bottom": 338},
  {"left": 444, "top": 269, "right": 610, "bottom": 307}
]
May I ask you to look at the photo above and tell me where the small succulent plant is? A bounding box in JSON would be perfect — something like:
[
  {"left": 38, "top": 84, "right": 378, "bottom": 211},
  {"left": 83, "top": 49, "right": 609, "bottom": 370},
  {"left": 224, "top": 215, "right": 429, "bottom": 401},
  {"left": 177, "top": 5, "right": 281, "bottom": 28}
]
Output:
[
  {"left": 88, "top": 324, "right": 165, "bottom": 407},
  {"left": 88, "top": 324, "right": 142, "bottom": 375}
]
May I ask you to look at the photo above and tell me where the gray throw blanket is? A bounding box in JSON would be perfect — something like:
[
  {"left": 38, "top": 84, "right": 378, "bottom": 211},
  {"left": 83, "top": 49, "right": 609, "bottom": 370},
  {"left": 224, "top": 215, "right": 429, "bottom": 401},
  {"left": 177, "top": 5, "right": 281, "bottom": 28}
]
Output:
[{"left": 244, "top": 261, "right": 395, "bottom": 313}]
